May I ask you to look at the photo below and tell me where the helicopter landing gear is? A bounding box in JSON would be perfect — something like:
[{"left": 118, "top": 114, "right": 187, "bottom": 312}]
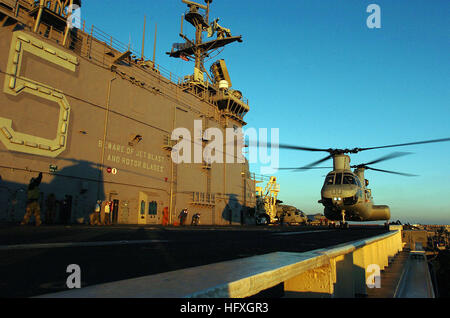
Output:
[
  {"left": 339, "top": 210, "right": 349, "bottom": 229},
  {"left": 339, "top": 222, "right": 349, "bottom": 229}
]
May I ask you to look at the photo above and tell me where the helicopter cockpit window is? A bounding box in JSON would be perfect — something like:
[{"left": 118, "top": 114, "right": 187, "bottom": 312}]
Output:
[
  {"left": 355, "top": 176, "right": 362, "bottom": 187},
  {"left": 324, "top": 174, "right": 335, "bottom": 185},
  {"left": 334, "top": 173, "right": 343, "bottom": 185},
  {"left": 343, "top": 174, "right": 357, "bottom": 185}
]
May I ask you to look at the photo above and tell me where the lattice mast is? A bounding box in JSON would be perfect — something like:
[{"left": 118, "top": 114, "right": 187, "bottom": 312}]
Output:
[{"left": 167, "top": 0, "right": 242, "bottom": 83}]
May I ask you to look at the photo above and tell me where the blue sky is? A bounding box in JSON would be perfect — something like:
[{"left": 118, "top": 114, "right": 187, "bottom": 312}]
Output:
[{"left": 80, "top": 1, "right": 449, "bottom": 224}]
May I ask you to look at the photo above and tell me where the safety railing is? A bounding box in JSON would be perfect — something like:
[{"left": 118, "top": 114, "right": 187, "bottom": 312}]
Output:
[
  {"left": 0, "top": 0, "right": 33, "bottom": 22},
  {"left": 37, "top": 229, "right": 405, "bottom": 298},
  {"left": 1, "top": 0, "right": 251, "bottom": 117},
  {"left": 24, "top": 11, "right": 183, "bottom": 86},
  {"left": 191, "top": 192, "right": 215, "bottom": 206},
  {"left": 78, "top": 23, "right": 181, "bottom": 83}
]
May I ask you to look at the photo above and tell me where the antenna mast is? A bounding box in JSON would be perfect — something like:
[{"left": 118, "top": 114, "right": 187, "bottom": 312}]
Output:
[
  {"left": 167, "top": 0, "right": 242, "bottom": 83},
  {"left": 141, "top": 15, "right": 146, "bottom": 60}
]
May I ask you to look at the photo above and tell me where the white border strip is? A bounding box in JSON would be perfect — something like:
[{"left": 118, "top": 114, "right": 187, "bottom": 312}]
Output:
[{"left": 0, "top": 239, "right": 169, "bottom": 250}]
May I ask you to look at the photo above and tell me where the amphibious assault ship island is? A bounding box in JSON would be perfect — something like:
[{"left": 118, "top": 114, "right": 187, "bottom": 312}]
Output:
[{"left": 0, "top": 0, "right": 256, "bottom": 225}]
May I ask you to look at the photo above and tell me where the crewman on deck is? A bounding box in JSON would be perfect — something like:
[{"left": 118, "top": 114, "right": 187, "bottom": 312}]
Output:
[
  {"left": 21, "top": 172, "right": 43, "bottom": 226},
  {"left": 191, "top": 213, "right": 200, "bottom": 226},
  {"left": 90, "top": 200, "right": 101, "bottom": 225},
  {"left": 104, "top": 201, "right": 111, "bottom": 225},
  {"left": 179, "top": 208, "right": 188, "bottom": 226},
  {"left": 162, "top": 207, "right": 169, "bottom": 226}
]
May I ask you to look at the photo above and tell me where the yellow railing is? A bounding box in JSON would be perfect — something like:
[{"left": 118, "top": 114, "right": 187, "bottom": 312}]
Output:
[{"left": 37, "top": 229, "right": 405, "bottom": 298}]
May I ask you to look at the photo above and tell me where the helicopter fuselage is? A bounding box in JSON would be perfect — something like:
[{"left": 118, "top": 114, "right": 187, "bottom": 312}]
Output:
[{"left": 319, "top": 168, "right": 390, "bottom": 222}]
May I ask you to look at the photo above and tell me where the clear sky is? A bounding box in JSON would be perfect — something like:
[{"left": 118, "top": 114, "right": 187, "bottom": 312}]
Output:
[{"left": 80, "top": 0, "right": 449, "bottom": 225}]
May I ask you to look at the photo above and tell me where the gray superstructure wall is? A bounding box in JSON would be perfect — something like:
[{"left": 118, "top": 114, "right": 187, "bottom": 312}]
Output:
[{"left": 0, "top": 24, "right": 255, "bottom": 225}]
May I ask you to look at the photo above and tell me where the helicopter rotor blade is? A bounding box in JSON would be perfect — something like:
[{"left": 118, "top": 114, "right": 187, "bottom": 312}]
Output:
[
  {"left": 277, "top": 155, "right": 333, "bottom": 171},
  {"left": 354, "top": 151, "right": 413, "bottom": 167},
  {"left": 246, "top": 140, "right": 330, "bottom": 152},
  {"left": 358, "top": 138, "right": 450, "bottom": 152},
  {"left": 249, "top": 137, "right": 450, "bottom": 156},
  {"left": 264, "top": 143, "right": 330, "bottom": 152},
  {"left": 299, "top": 154, "right": 334, "bottom": 170},
  {"left": 365, "top": 166, "right": 418, "bottom": 177},
  {"left": 278, "top": 166, "right": 332, "bottom": 171}
]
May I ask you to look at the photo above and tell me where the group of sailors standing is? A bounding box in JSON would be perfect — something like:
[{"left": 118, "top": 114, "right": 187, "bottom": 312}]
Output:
[
  {"left": 19, "top": 172, "right": 115, "bottom": 226},
  {"left": 90, "top": 200, "right": 114, "bottom": 226}
]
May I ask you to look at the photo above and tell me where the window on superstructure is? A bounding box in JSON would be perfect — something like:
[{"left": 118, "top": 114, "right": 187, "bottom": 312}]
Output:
[
  {"left": 140, "top": 200, "right": 145, "bottom": 216},
  {"left": 148, "top": 201, "right": 157, "bottom": 215},
  {"left": 44, "top": 26, "right": 50, "bottom": 38}
]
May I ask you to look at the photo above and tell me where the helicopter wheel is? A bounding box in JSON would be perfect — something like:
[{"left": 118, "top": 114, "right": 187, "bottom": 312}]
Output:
[
  {"left": 339, "top": 222, "right": 349, "bottom": 229},
  {"left": 256, "top": 214, "right": 270, "bottom": 226}
]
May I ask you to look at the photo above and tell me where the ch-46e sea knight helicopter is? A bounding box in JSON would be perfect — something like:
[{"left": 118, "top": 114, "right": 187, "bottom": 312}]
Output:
[{"left": 276, "top": 138, "right": 450, "bottom": 228}]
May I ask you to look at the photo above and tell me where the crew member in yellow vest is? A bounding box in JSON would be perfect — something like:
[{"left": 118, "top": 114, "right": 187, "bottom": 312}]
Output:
[
  {"left": 104, "top": 201, "right": 111, "bottom": 225},
  {"left": 21, "top": 172, "right": 43, "bottom": 226}
]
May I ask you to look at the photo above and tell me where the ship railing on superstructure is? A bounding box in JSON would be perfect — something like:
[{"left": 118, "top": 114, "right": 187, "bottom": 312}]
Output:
[
  {"left": 177, "top": 71, "right": 250, "bottom": 123},
  {"left": 191, "top": 192, "right": 215, "bottom": 206},
  {"left": 209, "top": 88, "right": 249, "bottom": 117},
  {"left": 69, "top": 16, "right": 181, "bottom": 83},
  {"left": 54, "top": 16, "right": 250, "bottom": 122},
  {"left": 10, "top": 4, "right": 184, "bottom": 86},
  {"left": 252, "top": 173, "right": 272, "bottom": 184},
  {"left": 61, "top": 12, "right": 252, "bottom": 117},
  {"left": 0, "top": 0, "right": 33, "bottom": 23},
  {"left": 0, "top": 0, "right": 251, "bottom": 121},
  {"left": 0, "top": 1, "right": 212, "bottom": 126}
]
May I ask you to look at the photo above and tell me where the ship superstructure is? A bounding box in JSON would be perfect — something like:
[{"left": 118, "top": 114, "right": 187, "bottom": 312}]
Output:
[{"left": 0, "top": 0, "right": 256, "bottom": 225}]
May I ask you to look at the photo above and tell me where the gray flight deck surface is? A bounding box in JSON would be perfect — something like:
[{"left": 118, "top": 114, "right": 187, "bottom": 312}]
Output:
[{"left": 0, "top": 224, "right": 387, "bottom": 297}]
